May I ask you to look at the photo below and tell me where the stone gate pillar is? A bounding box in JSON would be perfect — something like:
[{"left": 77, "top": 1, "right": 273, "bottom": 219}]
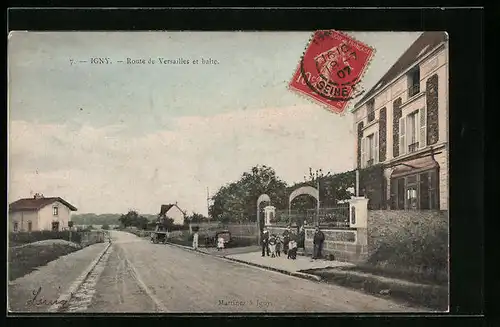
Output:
[
  {"left": 348, "top": 196, "right": 369, "bottom": 261},
  {"left": 264, "top": 206, "right": 276, "bottom": 227},
  {"left": 348, "top": 196, "right": 369, "bottom": 229}
]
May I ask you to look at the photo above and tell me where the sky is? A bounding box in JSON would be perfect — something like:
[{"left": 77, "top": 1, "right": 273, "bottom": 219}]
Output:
[{"left": 8, "top": 31, "right": 421, "bottom": 215}]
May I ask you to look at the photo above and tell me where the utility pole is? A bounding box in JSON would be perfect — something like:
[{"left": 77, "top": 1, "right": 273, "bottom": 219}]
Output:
[
  {"left": 316, "top": 176, "right": 320, "bottom": 226},
  {"left": 206, "top": 187, "right": 210, "bottom": 223},
  {"left": 355, "top": 169, "right": 360, "bottom": 197}
]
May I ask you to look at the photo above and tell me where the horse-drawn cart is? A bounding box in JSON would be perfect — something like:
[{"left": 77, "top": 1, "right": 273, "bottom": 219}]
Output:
[{"left": 150, "top": 223, "right": 169, "bottom": 244}]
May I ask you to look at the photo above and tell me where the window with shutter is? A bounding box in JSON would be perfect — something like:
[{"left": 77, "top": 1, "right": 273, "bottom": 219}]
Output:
[
  {"left": 420, "top": 107, "right": 427, "bottom": 148},
  {"left": 374, "top": 131, "right": 379, "bottom": 163},
  {"left": 399, "top": 117, "right": 406, "bottom": 156}
]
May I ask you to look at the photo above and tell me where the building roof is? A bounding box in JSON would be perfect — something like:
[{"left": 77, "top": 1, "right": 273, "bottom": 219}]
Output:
[
  {"left": 9, "top": 197, "right": 78, "bottom": 212},
  {"left": 159, "top": 203, "right": 187, "bottom": 217},
  {"left": 354, "top": 32, "right": 448, "bottom": 109}
]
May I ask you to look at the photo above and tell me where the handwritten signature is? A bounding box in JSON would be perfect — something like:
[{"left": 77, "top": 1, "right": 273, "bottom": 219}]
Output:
[{"left": 26, "top": 287, "right": 75, "bottom": 309}]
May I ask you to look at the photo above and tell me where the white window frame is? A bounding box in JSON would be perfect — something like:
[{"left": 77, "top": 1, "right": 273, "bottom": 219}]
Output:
[
  {"left": 419, "top": 106, "right": 427, "bottom": 149},
  {"left": 401, "top": 108, "right": 427, "bottom": 154},
  {"left": 361, "top": 132, "right": 379, "bottom": 167},
  {"left": 407, "top": 111, "right": 418, "bottom": 152},
  {"left": 367, "top": 134, "right": 374, "bottom": 162},
  {"left": 53, "top": 206, "right": 59, "bottom": 216},
  {"left": 399, "top": 117, "right": 406, "bottom": 156}
]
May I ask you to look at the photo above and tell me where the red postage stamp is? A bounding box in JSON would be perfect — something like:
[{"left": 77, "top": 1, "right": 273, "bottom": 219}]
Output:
[{"left": 288, "top": 30, "right": 375, "bottom": 114}]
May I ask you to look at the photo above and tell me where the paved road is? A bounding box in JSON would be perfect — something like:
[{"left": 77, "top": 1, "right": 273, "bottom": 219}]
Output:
[{"left": 85, "top": 231, "right": 424, "bottom": 313}]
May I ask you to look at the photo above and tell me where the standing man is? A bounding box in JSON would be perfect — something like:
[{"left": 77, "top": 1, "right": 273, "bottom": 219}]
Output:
[
  {"left": 261, "top": 229, "right": 270, "bottom": 257},
  {"left": 312, "top": 226, "right": 325, "bottom": 259},
  {"left": 282, "top": 227, "right": 290, "bottom": 256}
]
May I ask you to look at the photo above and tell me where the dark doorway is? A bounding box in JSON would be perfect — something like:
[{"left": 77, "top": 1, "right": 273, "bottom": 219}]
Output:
[{"left": 51, "top": 221, "right": 60, "bottom": 231}]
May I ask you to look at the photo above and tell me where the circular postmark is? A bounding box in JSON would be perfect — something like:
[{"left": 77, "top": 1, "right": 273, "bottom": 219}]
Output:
[{"left": 298, "top": 30, "right": 371, "bottom": 102}]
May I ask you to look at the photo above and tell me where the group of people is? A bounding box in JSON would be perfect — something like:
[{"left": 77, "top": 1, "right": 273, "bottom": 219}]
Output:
[
  {"left": 261, "top": 226, "right": 326, "bottom": 260},
  {"left": 260, "top": 227, "right": 299, "bottom": 260},
  {"left": 192, "top": 225, "right": 327, "bottom": 260}
]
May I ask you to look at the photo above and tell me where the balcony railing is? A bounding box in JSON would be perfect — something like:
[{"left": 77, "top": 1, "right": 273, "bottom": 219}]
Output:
[
  {"left": 408, "top": 84, "right": 420, "bottom": 98},
  {"left": 408, "top": 142, "right": 419, "bottom": 153}
]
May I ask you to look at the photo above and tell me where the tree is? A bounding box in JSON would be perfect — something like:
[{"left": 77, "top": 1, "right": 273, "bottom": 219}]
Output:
[
  {"left": 298, "top": 167, "right": 356, "bottom": 207},
  {"left": 157, "top": 215, "right": 175, "bottom": 230},
  {"left": 101, "top": 224, "right": 110, "bottom": 230},
  {"left": 187, "top": 212, "right": 208, "bottom": 224},
  {"left": 118, "top": 210, "right": 149, "bottom": 230},
  {"left": 209, "top": 165, "right": 288, "bottom": 223}
]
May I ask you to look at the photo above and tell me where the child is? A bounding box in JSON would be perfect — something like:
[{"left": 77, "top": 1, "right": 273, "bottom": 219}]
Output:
[
  {"left": 288, "top": 238, "right": 297, "bottom": 260},
  {"left": 192, "top": 231, "right": 199, "bottom": 250},
  {"left": 275, "top": 235, "right": 282, "bottom": 257},
  {"left": 217, "top": 235, "right": 225, "bottom": 251},
  {"left": 268, "top": 234, "right": 277, "bottom": 258}
]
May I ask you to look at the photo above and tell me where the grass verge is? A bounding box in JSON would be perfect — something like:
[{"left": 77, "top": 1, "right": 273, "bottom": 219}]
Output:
[
  {"left": 301, "top": 267, "right": 448, "bottom": 311},
  {"left": 9, "top": 240, "right": 82, "bottom": 281},
  {"left": 338, "top": 263, "right": 448, "bottom": 286}
]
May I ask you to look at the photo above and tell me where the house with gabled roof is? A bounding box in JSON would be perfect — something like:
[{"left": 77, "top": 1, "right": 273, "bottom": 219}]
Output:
[
  {"left": 159, "top": 202, "right": 187, "bottom": 225},
  {"left": 351, "top": 31, "right": 449, "bottom": 211},
  {"left": 9, "top": 193, "right": 78, "bottom": 232}
]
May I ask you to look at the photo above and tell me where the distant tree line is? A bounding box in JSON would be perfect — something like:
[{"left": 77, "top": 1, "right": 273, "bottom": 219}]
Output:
[
  {"left": 72, "top": 210, "right": 212, "bottom": 231},
  {"left": 71, "top": 213, "right": 158, "bottom": 226}
]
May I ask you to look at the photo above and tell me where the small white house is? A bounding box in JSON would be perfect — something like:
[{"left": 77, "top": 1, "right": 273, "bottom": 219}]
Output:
[
  {"left": 159, "top": 203, "right": 187, "bottom": 225},
  {"left": 9, "top": 194, "right": 78, "bottom": 232}
]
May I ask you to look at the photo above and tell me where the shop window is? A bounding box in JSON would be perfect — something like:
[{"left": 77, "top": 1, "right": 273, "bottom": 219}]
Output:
[{"left": 391, "top": 169, "right": 439, "bottom": 210}]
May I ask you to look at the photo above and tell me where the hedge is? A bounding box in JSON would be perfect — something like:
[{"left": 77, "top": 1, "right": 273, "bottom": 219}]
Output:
[
  {"left": 9, "top": 231, "right": 82, "bottom": 246},
  {"left": 9, "top": 230, "right": 107, "bottom": 247},
  {"left": 367, "top": 210, "right": 449, "bottom": 285}
]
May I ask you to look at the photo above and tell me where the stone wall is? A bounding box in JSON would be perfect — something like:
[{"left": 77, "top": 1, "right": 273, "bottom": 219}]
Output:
[
  {"left": 426, "top": 73, "right": 439, "bottom": 145},
  {"left": 304, "top": 227, "right": 368, "bottom": 263},
  {"left": 379, "top": 107, "right": 387, "bottom": 162},
  {"left": 392, "top": 97, "right": 403, "bottom": 157}
]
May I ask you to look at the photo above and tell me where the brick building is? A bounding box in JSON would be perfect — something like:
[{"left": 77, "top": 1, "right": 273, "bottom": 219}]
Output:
[{"left": 352, "top": 32, "right": 449, "bottom": 211}]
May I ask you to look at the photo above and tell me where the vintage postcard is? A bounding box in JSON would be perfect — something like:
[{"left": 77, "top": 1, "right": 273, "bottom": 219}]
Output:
[{"left": 7, "top": 31, "right": 449, "bottom": 313}]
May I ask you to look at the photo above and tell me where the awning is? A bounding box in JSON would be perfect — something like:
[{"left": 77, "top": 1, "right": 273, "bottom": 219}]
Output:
[{"left": 390, "top": 155, "right": 439, "bottom": 179}]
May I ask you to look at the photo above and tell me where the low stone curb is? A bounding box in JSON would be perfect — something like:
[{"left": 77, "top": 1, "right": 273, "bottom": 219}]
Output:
[
  {"left": 47, "top": 241, "right": 112, "bottom": 312},
  {"left": 165, "top": 241, "right": 322, "bottom": 282},
  {"left": 222, "top": 257, "right": 322, "bottom": 282}
]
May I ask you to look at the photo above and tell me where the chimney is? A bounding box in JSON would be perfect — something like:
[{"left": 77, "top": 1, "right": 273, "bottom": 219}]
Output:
[{"left": 34, "top": 193, "right": 44, "bottom": 199}]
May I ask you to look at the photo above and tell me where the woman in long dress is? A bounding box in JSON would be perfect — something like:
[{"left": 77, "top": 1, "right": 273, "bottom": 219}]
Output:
[
  {"left": 217, "top": 236, "right": 225, "bottom": 251},
  {"left": 192, "top": 231, "right": 199, "bottom": 250}
]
